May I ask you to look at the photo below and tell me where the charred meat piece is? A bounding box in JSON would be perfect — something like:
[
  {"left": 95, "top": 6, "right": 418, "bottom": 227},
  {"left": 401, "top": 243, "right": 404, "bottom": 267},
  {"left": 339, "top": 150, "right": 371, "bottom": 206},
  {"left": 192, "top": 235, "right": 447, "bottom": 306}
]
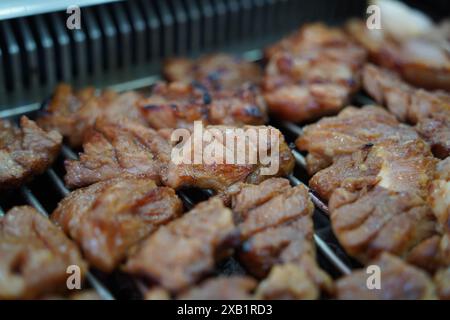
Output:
[
  {"left": 64, "top": 118, "right": 171, "bottom": 188},
  {"left": 163, "top": 54, "right": 262, "bottom": 91},
  {"left": 178, "top": 276, "right": 257, "bottom": 300},
  {"left": 296, "top": 105, "right": 421, "bottom": 175},
  {"left": 336, "top": 253, "right": 436, "bottom": 300},
  {"left": 347, "top": 19, "right": 450, "bottom": 91},
  {"left": 263, "top": 23, "right": 366, "bottom": 122},
  {"left": 0, "top": 116, "right": 62, "bottom": 190},
  {"left": 165, "top": 125, "right": 294, "bottom": 196},
  {"left": 137, "top": 82, "right": 267, "bottom": 129},
  {"left": 0, "top": 206, "right": 87, "bottom": 299},
  {"left": 298, "top": 104, "right": 439, "bottom": 266},
  {"left": 363, "top": 63, "right": 450, "bottom": 158},
  {"left": 37, "top": 84, "right": 144, "bottom": 147},
  {"left": 329, "top": 186, "right": 437, "bottom": 263},
  {"left": 52, "top": 177, "right": 183, "bottom": 272},
  {"left": 230, "top": 178, "right": 333, "bottom": 297},
  {"left": 124, "top": 197, "right": 238, "bottom": 293}
]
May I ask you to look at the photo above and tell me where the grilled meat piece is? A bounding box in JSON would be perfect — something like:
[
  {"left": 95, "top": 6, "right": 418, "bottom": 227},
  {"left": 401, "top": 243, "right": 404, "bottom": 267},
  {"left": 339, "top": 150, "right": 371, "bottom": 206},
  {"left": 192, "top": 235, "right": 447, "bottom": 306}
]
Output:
[
  {"left": 0, "top": 116, "right": 62, "bottom": 190},
  {"left": 163, "top": 54, "right": 262, "bottom": 91},
  {"left": 263, "top": 23, "right": 366, "bottom": 122},
  {"left": 37, "top": 84, "right": 144, "bottom": 147},
  {"left": 52, "top": 177, "right": 182, "bottom": 272},
  {"left": 347, "top": 19, "right": 450, "bottom": 91},
  {"left": 329, "top": 186, "right": 437, "bottom": 263},
  {"left": 64, "top": 118, "right": 171, "bottom": 188},
  {"left": 296, "top": 105, "right": 421, "bottom": 175},
  {"left": 0, "top": 206, "right": 87, "bottom": 299},
  {"left": 230, "top": 178, "right": 333, "bottom": 297},
  {"left": 178, "top": 276, "right": 257, "bottom": 300},
  {"left": 309, "top": 138, "right": 436, "bottom": 202},
  {"left": 298, "top": 104, "right": 439, "bottom": 266},
  {"left": 124, "top": 197, "right": 238, "bottom": 292},
  {"left": 363, "top": 63, "right": 450, "bottom": 159},
  {"left": 255, "top": 264, "right": 319, "bottom": 300},
  {"left": 165, "top": 125, "right": 295, "bottom": 196},
  {"left": 265, "top": 23, "right": 365, "bottom": 60},
  {"left": 336, "top": 253, "right": 436, "bottom": 300},
  {"left": 137, "top": 82, "right": 267, "bottom": 130}
]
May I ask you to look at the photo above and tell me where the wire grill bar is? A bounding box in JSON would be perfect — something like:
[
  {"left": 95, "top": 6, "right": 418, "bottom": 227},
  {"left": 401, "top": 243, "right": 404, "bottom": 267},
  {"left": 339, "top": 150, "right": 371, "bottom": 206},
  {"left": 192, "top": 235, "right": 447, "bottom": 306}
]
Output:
[
  {"left": 281, "top": 121, "right": 303, "bottom": 136},
  {"left": 287, "top": 175, "right": 350, "bottom": 275},
  {"left": 288, "top": 174, "right": 330, "bottom": 215},
  {"left": 291, "top": 149, "right": 307, "bottom": 168},
  {"left": 19, "top": 184, "right": 114, "bottom": 300},
  {"left": 47, "top": 168, "right": 70, "bottom": 196},
  {"left": 20, "top": 186, "right": 47, "bottom": 216},
  {"left": 61, "top": 145, "right": 78, "bottom": 160},
  {"left": 313, "top": 234, "right": 351, "bottom": 275}
]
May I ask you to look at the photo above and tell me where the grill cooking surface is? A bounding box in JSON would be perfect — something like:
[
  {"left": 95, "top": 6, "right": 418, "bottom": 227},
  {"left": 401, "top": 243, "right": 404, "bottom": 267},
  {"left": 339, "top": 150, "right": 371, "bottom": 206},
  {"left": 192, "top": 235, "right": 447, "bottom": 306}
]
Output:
[
  {"left": 2, "top": 0, "right": 446, "bottom": 300},
  {"left": 0, "top": 48, "right": 375, "bottom": 298}
]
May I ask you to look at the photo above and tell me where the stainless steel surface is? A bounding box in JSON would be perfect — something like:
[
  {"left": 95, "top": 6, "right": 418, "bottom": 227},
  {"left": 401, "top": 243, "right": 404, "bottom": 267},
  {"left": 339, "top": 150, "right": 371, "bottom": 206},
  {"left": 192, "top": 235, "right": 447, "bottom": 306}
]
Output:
[{"left": 0, "top": 0, "right": 123, "bottom": 20}]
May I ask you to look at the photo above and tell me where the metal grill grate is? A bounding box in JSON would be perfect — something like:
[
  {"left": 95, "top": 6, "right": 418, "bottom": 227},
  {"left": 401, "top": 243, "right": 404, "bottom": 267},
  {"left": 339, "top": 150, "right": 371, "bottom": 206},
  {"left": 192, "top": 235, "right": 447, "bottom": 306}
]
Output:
[
  {"left": 0, "top": 47, "right": 378, "bottom": 297},
  {"left": 0, "top": 0, "right": 373, "bottom": 299}
]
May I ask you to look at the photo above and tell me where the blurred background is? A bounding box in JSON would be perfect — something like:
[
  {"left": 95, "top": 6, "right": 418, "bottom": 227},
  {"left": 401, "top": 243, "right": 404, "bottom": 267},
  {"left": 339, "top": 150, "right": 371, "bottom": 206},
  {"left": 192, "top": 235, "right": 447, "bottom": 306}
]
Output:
[{"left": 0, "top": 0, "right": 447, "bottom": 114}]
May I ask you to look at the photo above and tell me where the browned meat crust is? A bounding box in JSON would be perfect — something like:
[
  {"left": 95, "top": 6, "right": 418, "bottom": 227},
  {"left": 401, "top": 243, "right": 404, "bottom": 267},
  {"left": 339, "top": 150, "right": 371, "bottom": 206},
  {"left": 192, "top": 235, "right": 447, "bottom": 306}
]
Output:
[
  {"left": 163, "top": 54, "right": 262, "bottom": 91},
  {"left": 363, "top": 63, "right": 450, "bottom": 159},
  {"left": 164, "top": 125, "right": 295, "bottom": 195},
  {"left": 137, "top": 82, "right": 267, "bottom": 129},
  {"left": 52, "top": 177, "right": 183, "bottom": 272},
  {"left": 336, "top": 253, "right": 437, "bottom": 300},
  {"left": 0, "top": 206, "right": 87, "bottom": 299},
  {"left": 124, "top": 197, "right": 238, "bottom": 292},
  {"left": 263, "top": 23, "right": 366, "bottom": 122},
  {"left": 330, "top": 186, "right": 437, "bottom": 263},
  {"left": 64, "top": 118, "right": 171, "bottom": 189},
  {"left": 0, "top": 116, "right": 62, "bottom": 190},
  {"left": 178, "top": 276, "right": 257, "bottom": 300},
  {"left": 309, "top": 138, "right": 436, "bottom": 202},
  {"left": 37, "top": 84, "right": 144, "bottom": 147},
  {"left": 347, "top": 19, "right": 450, "bottom": 91},
  {"left": 296, "top": 105, "right": 422, "bottom": 175},
  {"left": 230, "top": 178, "right": 333, "bottom": 298}
]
